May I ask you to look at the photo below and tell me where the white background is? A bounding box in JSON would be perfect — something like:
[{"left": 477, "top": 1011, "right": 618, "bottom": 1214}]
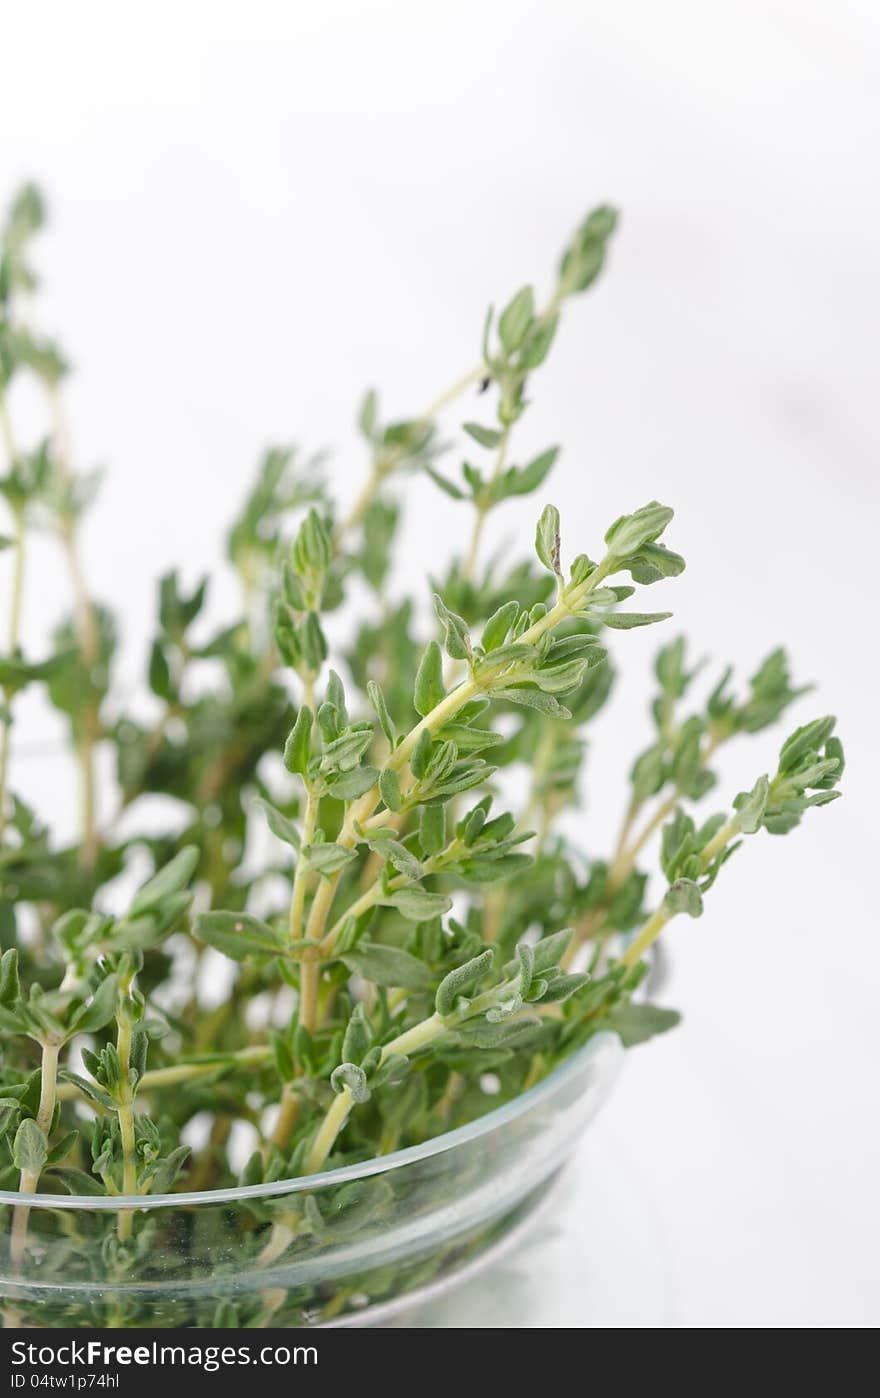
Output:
[{"left": 2, "top": 1, "right": 878, "bottom": 1327}]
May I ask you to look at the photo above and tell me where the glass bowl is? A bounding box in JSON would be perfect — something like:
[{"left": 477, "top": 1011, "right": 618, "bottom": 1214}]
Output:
[{"left": 0, "top": 1031, "right": 623, "bottom": 1328}]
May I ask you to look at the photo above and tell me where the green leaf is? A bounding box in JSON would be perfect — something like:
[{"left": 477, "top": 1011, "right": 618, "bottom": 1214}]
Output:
[
  {"left": 494, "top": 687, "right": 571, "bottom": 718},
  {"left": 0, "top": 648, "right": 76, "bottom": 693},
  {"left": 194, "top": 911, "right": 283, "bottom": 962},
  {"left": 48, "top": 1166, "right": 106, "bottom": 1196},
  {"left": 481, "top": 601, "right": 519, "bottom": 652},
  {"left": 532, "top": 928, "right": 574, "bottom": 974},
  {"left": 604, "top": 501, "right": 674, "bottom": 559},
  {"left": 254, "top": 797, "right": 301, "bottom": 849},
  {"left": 341, "top": 941, "right": 434, "bottom": 992},
  {"left": 424, "top": 465, "right": 466, "bottom": 501},
  {"left": 436, "top": 948, "right": 495, "bottom": 1016},
  {"left": 665, "top": 878, "right": 704, "bottom": 918},
  {"left": 456, "top": 1017, "right": 541, "bottom": 1049},
  {"left": 531, "top": 658, "right": 588, "bottom": 694},
  {"left": 304, "top": 842, "right": 359, "bottom": 877},
  {"left": 385, "top": 887, "right": 452, "bottom": 922},
  {"left": 13, "top": 1118, "right": 48, "bottom": 1176},
  {"left": 631, "top": 741, "right": 666, "bottom": 801},
  {"left": 358, "top": 388, "right": 378, "bottom": 439},
  {"left": 457, "top": 853, "right": 532, "bottom": 882},
  {"left": 283, "top": 707, "right": 313, "bottom": 776},
  {"left": 625, "top": 542, "right": 686, "bottom": 585},
  {"left": 342, "top": 1004, "right": 373, "bottom": 1063},
  {"left": 493, "top": 447, "right": 559, "bottom": 501},
  {"left": 530, "top": 970, "right": 590, "bottom": 1004},
  {"left": 366, "top": 837, "right": 423, "bottom": 881},
  {"left": 779, "top": 716, "right": 836, "bottom": 774},
  {"left": 434, "top": 594, "right": 472, "bottom": 661},
  {"left": 366, "top": 681, "right": 395, "bottom": 745},
  {"left": 498, "top": 285, "right": 535, "bottom": 352},
  {"left": 733, "top": 774, "right": 770, "bottom": 835},
  {"left": 329, "top": 766, "right": 379, "bottom": 801},
  {"left": 419, "top": 805, "right": 446, "bottom": 857},
  {"left": 130, "top": 846, "right": 199, "bottom": 916},
  {"left": 148, "top": 639, "right": 174, "bottom": 701},
  {"left": 330, "top": 1063, "right": 371, "bottom": 1104},
  {"left": 45, "top": 1129, "right": 79, "bottom": 1167},
  {"left": 463, "top": 422, "right": 502, "bottom": 449},
  {"left": 598, "top": 611, "right": 671, "bottom": 630},
  {"left": 142, "top": 1145, "right": 190, "bottom": 1195},
  {"left": 413, "top": 640, "right": 445, "bottom": 717},
  {"left": 379, "top": 766, "right": 403, "bottom": 812},
  {"left": 603, "top": 1003, "right": 681, "bottom": 1046},
  {"left": 69, "top": 975, "right": 119, "bottom": 1035},
  {"left": 535, "top": 503, "right": 561, "bottom": 574},
  {"left": 0, "top": 947, "right": 20, "bottom": 1006}
]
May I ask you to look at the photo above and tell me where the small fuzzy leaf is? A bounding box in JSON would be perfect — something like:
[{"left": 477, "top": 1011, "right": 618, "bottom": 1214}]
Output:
[
  {"left": 254, "top": 798, "right": 301, "bottom": 849},
  {"left": 194, "top": 911, "right": 283, "bottom": 962},
  {"left": 535, "top": 503, "right": 561, "bottom": 575},
  {"left": 598, "top": 611, "right": 672, "bottom": 630},
  {"left": 386, "top": 887, "right": 452, "bottom": 922},
  {"left": 733, "top": 774, "right": 770, "bottom": 835},
  {"left": 283, "top": 706, "right": 313, "bottom": 776},
  {"left": 330, "top": 1063, "right": 371, "bottom": 1105},
  {"left": 130, "top": 846, "right": 199, "bottom": 916},
  {"left": 603, "top": 1003, "right": 681, "bottom": 1046},
  {"left": 413, "top": 640, "right": 445, "bottom": 717},
  {"left": 379, "top": 766, "right": 403, "bottom": 812},
  {"left": 434, "top": 594, "right": 472, "bottom": 661},
  {"left": 13, "top": 1118, "right": 48, "bottom": 1176},
  {"left": 436, "top": 948, "right": 495, "bottom": 1017},
  {"left": 665, "top": 878, "right": 704, "bottom": 918},
  {"left": 366, "top": 681, "right": 395, "bottom": 745},
  {"left": 498, "top": 285, "right": 535, "bottom": 352},
  {"left": 342, "top": 941, "right": 433, "bottom": 992},
  {"left": 463, "top": 422, "right": 502, "bottom": 449}
]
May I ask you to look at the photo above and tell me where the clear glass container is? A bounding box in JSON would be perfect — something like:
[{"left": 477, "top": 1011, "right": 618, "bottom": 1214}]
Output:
[{"left": 0, "top": 1032, "right": 623, "bottom": 1328}]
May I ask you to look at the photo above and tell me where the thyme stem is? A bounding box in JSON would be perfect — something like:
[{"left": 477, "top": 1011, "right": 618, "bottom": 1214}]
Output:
[
  {"left": 461, "top": 423, "right": 512, "bottom": 582},
  {"left": 334, "top": 364, "right": 485, "bottom": 550}
]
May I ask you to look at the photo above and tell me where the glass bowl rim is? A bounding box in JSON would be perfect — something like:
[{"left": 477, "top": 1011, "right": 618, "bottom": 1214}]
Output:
[{"left": 0, "top": 1031, "right": 622, "bottom": 1212}]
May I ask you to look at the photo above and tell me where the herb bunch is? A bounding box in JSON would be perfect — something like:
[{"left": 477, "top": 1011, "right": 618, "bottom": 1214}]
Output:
[{"left": 0, "top": 186, "right": 843, "bottom": 1321}]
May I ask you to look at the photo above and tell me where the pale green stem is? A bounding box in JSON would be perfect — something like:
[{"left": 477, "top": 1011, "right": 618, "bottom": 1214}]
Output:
[
  {"left": 461, "top": 424, "right": 512, "bottom": 582},
  {"left": 564, "top": 732, "right": 729, "bottom": 968},
  {"left": 615, "top": 732, "right": 727, "bottom": 883},
  {"left": 334, "top": 364, "right": 486, "bottom": 550},
  {"left": 288, "top": 790, "right": 318, "bottom": 946},
  {"left": 618, "top": 904, "right": 673, "bottom": 970},
  {"left": 304, "top": 1012, "right": 447, "bottom": 1174},
  {"left": 301, "top": 673, "right": 317, "bottom": 713},
  {"left": 57, "top": 1045, "right": 273, "bottom": 1101},
  {"left": 319, "top": 842, "right": 460, "bottom": 956},
  {"left": 305, "top": 975, "right": 523, "bottom": 1173},
  {"left": 619, "top": 815, "right": 742, "bottom": 970},
  {"left": 288, "top": 788, "right": 320, "bottom": 1032},
  {"left": 115, "top": 1014, "right": 138, "bottom": 1241}
]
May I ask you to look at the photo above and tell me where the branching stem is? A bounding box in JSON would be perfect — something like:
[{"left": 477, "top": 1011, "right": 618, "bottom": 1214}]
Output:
[{"left": 334, "top": 365, "right": 485, "bottom": 549}]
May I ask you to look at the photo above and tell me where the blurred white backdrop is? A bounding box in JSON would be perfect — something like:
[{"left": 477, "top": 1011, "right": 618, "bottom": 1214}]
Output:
[{"left": 1, "top": 0, "right": 878, "bottom": 1327}]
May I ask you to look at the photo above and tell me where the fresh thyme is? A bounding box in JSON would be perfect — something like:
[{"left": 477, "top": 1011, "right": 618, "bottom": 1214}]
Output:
[{"left": 0, "top": 185, "right": 843, "bottom": 1325}]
